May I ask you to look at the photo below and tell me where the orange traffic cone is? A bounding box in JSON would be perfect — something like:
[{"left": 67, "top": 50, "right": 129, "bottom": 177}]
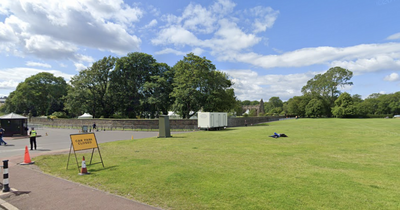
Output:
[
  {"left": 20, "top": 146, "right": 35, "bottom": 165},
  {"left": 79, "top": 156, "right": 90, "bottom": 175}
]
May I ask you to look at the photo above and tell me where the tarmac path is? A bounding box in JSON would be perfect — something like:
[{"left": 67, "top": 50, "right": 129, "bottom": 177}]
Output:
[{"left": 0, "top": 128, "right": 183, "bottom": 210}]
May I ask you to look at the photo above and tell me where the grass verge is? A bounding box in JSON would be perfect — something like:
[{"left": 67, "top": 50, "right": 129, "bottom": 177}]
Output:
[{"left": 35, "top": 118, "right": 400, "bottom": 209}]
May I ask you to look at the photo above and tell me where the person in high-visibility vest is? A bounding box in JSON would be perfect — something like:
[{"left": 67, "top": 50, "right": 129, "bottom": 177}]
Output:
[{"left": 30, "top": 127, "right": 37, "bottom": 150}]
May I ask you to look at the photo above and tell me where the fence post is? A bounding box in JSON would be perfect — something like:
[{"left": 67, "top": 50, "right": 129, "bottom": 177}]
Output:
[{"left": 2, "top": 160, "right": 10, "bottom": 192}]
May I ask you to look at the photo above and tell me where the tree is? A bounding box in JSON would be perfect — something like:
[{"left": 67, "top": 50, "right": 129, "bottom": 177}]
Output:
[
  {"left": 171, "top": 53, "right": 235, "bottom": 119},
  {"left": 241, "top": 100, "right": 251, "bottom": 106},
  {"left": 376, "top": 92, "right": 400, "bottom": 115},
  {"left": 4, "top": 72, "right": 68, "bottom": 116},
  {"left": 305, "top": 98, "right": 325, "bottom": 117},
  {"left": 301, "top": 66, "right": 353, "bottom": 116},
  {"left": 332, "top": 92, "right": 355, "bottom": 117},
  {"left": 265, "top": 97, "right": 283, "bottom": 113},
  {"left": 352, "top": 94, "right": 363, "bottom": 104},
  {"left": 64, "top": 56, "right": 117, "bottom": 118},
  {"left": 142, "top": 63, "right": 174, "bottom": 117},
  {"left": 232, "top": 99, "right": 244, "bottom": 116},
  {"left": 201, "top": 71, "right": 236, "bottom": 112},
  {"left": 286, "top": 96, "right": 301, "bottom": 116},
  {"left": 388, "top": 92, "right": 400, "bottom": 114},
  {"left": 109, "top": 52, "right": 161, "bottom": 118},
  {"left": 286, "top": 95, "right": 312, "bottom": 117}
]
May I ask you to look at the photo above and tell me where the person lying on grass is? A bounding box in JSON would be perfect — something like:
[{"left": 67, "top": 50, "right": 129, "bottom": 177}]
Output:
[{"left": 269, "top": 132, "right": 288, "bottom": 138}]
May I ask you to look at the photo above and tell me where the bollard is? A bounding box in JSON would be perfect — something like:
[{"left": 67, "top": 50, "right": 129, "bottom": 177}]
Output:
[{"left": 2, "top": 160, "right": 10, "bottom": 192}]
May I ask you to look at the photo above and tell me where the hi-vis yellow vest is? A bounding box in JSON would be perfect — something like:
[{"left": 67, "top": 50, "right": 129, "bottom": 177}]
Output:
[{"left": 30, "top": 130, "right": 37, "bottom": 137}]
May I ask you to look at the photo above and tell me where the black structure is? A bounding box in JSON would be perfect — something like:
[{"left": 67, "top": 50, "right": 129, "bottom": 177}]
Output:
[
  {"left": 2, "top": 160, "right": 10, "bottom": 192},
  {"left": 0, "top": 112, "right": 28, "bottom": 137}
]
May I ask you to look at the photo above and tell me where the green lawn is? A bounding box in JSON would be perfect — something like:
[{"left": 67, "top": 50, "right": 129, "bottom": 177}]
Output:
[{"left": 35, "top": 118, "right": 400, "bottom": 209}]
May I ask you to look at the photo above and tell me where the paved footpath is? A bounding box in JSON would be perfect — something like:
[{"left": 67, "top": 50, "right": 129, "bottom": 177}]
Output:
[{"left": 0, "top": 129, "right": 172, "bottom": 210}]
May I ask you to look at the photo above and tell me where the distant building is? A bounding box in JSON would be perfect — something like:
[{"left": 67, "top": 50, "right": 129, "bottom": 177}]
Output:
[
  {"left": 0, "top": 98, "right": 6, "bottom": 107},
  {"left": 242, "top": 99, "right": 265, "bottom": 116}
]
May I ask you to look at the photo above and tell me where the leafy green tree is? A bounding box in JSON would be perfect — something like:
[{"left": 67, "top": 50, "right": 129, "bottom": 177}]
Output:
[
  {"left": 286, "top": 95, "right": 312, "bottom": 117},
  {"left": 109, "top": 52, "right": 160, "bottom": 118},
  {"left": 64, "top": 56, "right": 117, "bottom": 118},
  {"left": 352, "top": 94, "right": 363, "bottom": 104},
  {"left": 241, "top": 100, "right": 251, "bottom": 106},
  {"left": 250, "top": 100, "right": 260, "bottom": 105},
  {"left": 232, "top": 99, "right": 244, "bottom": 116},
  {"left": 301, "top": 66, "right": 353, "bottom": 116},
  {"left": 286, "top": 96, "right": 302, "bottom": 116},
  {"left": 282, "top": 102, "right": 289, "bottom": 116},
  {"left": 264, "top": 96, "right": 283, "bottom": 113},
  {"left": 332, "top": 92, "right": 355, "bottom": 117},
  {"left": 360, "top": 93, "right": 381, "bottom": 115},
  {"left": 376, "top": 92, "right": 400, "bottom": 115},
  {"left": 248, "top": 109, "right": 257, "bottom": 116},
  {"left": 142, "top": 63, "right": 174, "bottom": 117},
  {"left": 389, "top": 92, "right": 400, "bottom": 114},
  {"left": 4, "top": 72, "right": 68, "bottom": 116},
  {"left": 305, "top": 98, "right": 325, "bottom": 117},
  {"left": 202, "top": 71, "right": 236, "bottom": 112},
  {"left": 171, "top": 53, "right": 235, "bottom": 119}
]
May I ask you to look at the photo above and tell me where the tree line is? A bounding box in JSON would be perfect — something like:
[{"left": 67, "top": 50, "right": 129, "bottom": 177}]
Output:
[
  {"left": 241, "top": 67, "right": 400, "bottom": 118},
  {"left": 2, "top": 52, "right": 399, "bottom": 119},
  {"left": 2, "top": 52, "right": 236, "bottom": 119}
]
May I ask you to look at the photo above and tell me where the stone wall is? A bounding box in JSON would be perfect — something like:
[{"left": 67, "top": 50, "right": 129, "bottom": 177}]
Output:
[
  {"left": 228, "top": 116, "right": 280, "bottom": 127},
  {"left": 30, "top": 116, "right": 281, "bottom": 130}
]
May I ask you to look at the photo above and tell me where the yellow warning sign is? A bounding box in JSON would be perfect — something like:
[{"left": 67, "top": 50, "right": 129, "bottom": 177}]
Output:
[{"left": 70, "top": 133, "right": 98, "bottom": 151}]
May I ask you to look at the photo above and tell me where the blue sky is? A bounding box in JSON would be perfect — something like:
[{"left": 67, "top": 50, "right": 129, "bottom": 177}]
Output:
[{"left": 0, "top": 0, "right": 399, "bottom": 101}]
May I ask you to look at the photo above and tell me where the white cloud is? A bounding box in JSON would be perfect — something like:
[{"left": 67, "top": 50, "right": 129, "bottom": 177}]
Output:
[
  {"left": 155, "top": 48, "right": 187, "bottom": 56},
  {"left": 74, "top": 63, "right": 87, "bottom": 71},
  {"left": 75, "top": 54, "right": 94, "bottom": 63},
  {"left": 250, "top": 6, "right": 279, "bottom": 33},
  {"left": 0, "top": 0, "right": 143, "bottom": 60},
  {"left": 152, "top": 26, "right": 201, "bottom": 46},
  {"left": 224, "top": 69, "right": 316, "bottom": 101},
  {"left": 192, "top": 48, "right": 204, "bottom": 55},
  {"left": 225, "top": 43, "right": 400, "bottom": 75},
  {"left": 26, "top": 61, "right": 51, "bottom": 68},
  {"left": 145, "top": 19, "right": 157, "bottom": 28},
  {"left": 24, "top": 35, "right": 79, "bottom": 60},
  {"left": 154, "top": 1, "right": 400, "bottom": 76},
  {"left": 153, "top": 0, "right": 268, "bottom": 59},
  {"left": 387, "top": 32, "right": 400, "bottom": 40},
  {"left": 207, "top": 19, "right": 261, "bottom": 52},
  {"left": 330, "top": 54, "right": 400, "bottom": 75},
  {"left": 155, "top": 47, "right": 204, "bottom": 56},
  {"left": 0, "top": 67, "right": 74, "bottom": 92},
  {"left": 384, "top": 73, "right": 400, "bottom": 81},
  {"left": 182, "top": 3, "right": 216, "bottom": 34},
  {"left": 0, "top": 80, "right": 20, "bottom": 90},
  {"left": 211, "top": 0, "right": 236, "bottom": 15}
]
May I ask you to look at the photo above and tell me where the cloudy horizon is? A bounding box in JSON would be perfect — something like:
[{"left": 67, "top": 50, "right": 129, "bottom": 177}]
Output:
[{"left": 1, "top": 0, "right": 399, "bottom": 101}]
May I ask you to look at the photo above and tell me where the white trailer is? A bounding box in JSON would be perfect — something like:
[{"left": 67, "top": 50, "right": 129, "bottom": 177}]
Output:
[{"left": 197, "top": 112, "right": 228, "bottom": 130}]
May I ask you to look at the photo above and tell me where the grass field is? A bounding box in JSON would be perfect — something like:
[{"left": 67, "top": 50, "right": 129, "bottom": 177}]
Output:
[{"left": 35, "top": 118, "right": 400, "bottom": 209}]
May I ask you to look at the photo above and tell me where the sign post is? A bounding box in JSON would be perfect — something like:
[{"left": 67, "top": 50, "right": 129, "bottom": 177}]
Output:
[{"left": 67, "top": 133, "right": 104, "bottom": 173}]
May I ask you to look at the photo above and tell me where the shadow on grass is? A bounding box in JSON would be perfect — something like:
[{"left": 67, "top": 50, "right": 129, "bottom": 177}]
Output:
[
  {"left": 86, "top": 165, "right": 118, "bottom": 173},
  {"left": 252, "top": 123, "right": 269, "bottom": 126},
  {"left": 198, "top": 128, "right": 237, "bottom": 132}
]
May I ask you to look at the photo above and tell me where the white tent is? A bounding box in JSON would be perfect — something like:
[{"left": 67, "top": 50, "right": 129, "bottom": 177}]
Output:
[
  {"left": 78, "top": 113, "right": 93, "bottom": 119},
  {"left": 0, "top": 112, "right": 27, "bottom": 119}
]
